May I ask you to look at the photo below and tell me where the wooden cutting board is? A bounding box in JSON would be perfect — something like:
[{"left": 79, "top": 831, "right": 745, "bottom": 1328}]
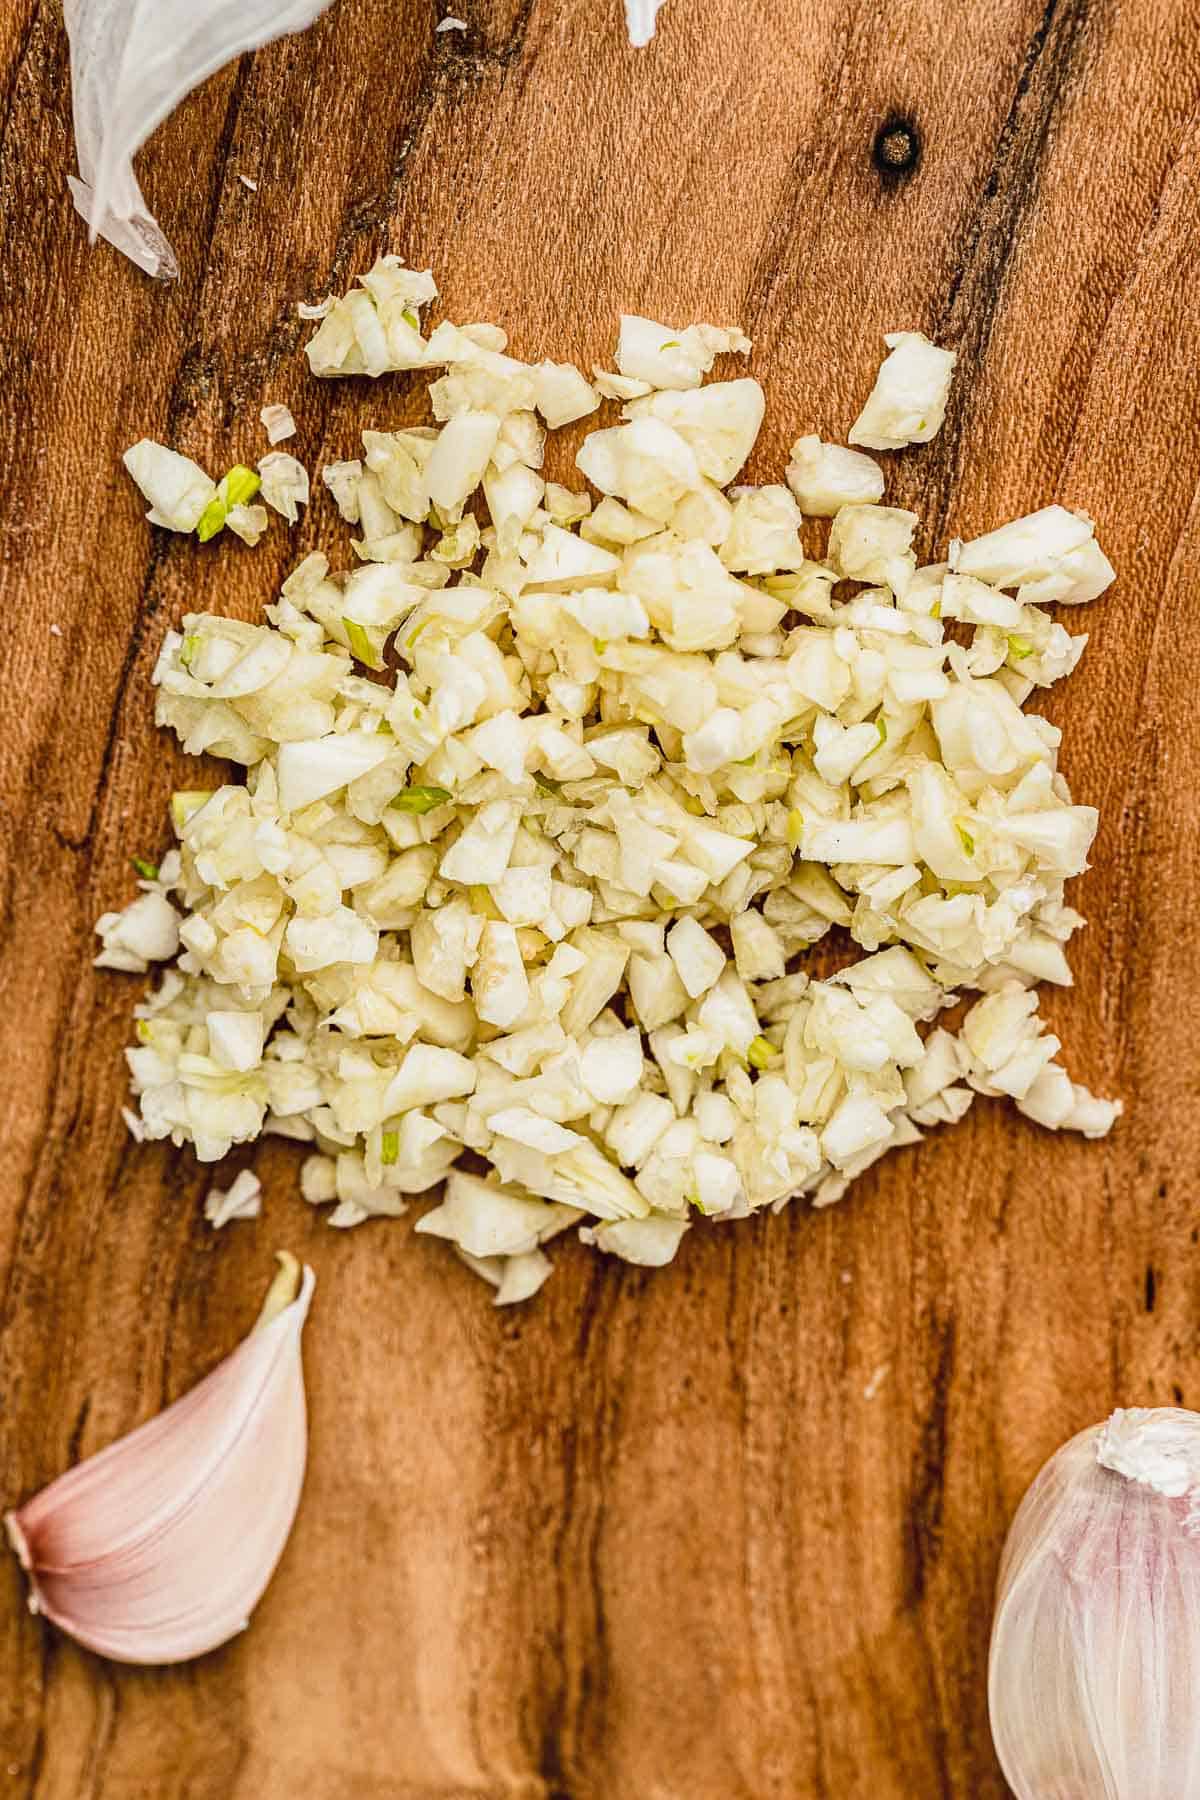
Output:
[{"left": 2, "top": 0, "right": 1198, "bottom": 1793}]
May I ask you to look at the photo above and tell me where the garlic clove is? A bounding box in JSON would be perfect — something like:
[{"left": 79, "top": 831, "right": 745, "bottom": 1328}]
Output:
[
  {"left": 5, "top": 1253, "right": 314, "bottom": 1665},
  {"left": 989, "top": 1407, "right": 1200, "bottom": 1799}
]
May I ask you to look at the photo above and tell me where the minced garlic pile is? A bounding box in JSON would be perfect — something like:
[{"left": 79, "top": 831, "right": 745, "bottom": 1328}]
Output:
[{"left": 100, "top": 259, "right": 1120, "bottom": 1303}]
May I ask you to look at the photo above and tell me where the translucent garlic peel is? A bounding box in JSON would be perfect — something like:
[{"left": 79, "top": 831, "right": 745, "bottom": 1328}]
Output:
[
  {"left": 5, "top": 1259, "right": 314, "bottom": 1665},
  {"left": 989, "top": 1408, "right": 1200, "bottom": 1799},
  {"left": 261, "top": 404, "right": 297, "bottom": 445},
  {"left": 1097, "top": 1406, "right": 1200, "bottom": 1501},
  {"left": 64, "top": 0, "right": 337, "bottom": 278},
  {"left": 625, "top": 0, "right": 667, "bottom": 46}
]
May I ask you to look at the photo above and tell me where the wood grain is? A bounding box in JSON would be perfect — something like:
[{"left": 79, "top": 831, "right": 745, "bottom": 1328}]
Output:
[{"left": 2, "top": 0, "right": 1199, "bottom": 1793}]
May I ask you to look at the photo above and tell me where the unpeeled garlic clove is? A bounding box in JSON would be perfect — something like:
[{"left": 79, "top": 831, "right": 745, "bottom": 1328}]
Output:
[
  {"left": 5, "top": 1252, "right": 314, "bottom": 1665},
  {"left": 989, "top": 1406, "right": 1200, "bottom": 1799}
]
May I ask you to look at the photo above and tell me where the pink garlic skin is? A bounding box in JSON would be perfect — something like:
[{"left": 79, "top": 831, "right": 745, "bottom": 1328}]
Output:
[
  {"left": 5, "top": 1265, "right": 314, "bottom": 1665},
  {"left": 989, "top": 1413, "right": 1200, "bottom": 1800}
]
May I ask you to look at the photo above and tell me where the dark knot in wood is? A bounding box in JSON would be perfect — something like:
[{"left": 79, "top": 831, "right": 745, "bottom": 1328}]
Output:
[{"left": 873, "top": 116, "right": 921, "bottom": 181}]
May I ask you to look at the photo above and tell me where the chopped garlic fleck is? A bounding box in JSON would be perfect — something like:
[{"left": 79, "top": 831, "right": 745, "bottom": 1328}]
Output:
[
  {"left": 593, "top": 367, "right": 653, "bottom": 402},
  {"left": 786, "top": 435, "right": 884, "bottom": 515},
  {"left": 95, "top": 890, "right": 180, "bottom": 972},
  {"left": 258, "top": 452, "right": 310, "bottom": 523},
  {"left": 205, "top": 1168, "right": 262, "bottom": 1227},
  {"left": 226, "top": 502, "right": 269, "bottom": 546},
  {"left": 616, "top": 315, "right": 751, "bottom": 392},
  {"left": 849, "top": 331, "right": 957, "bottom": 451},
  {"left": 123, "top": 440, "right": 215, "bottom": 532},
  {"left": 260, "top": 404, "right": 297, "bottom": 445}
]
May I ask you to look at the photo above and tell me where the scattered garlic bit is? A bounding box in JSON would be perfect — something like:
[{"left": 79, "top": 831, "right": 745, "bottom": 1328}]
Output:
[
  {"left": 863, "top": 1362, "right": 890, "bottom": 1400},
  {"left": 532, "top": 361, "right": 601, "bottom": 429},
  {"left": 238, "top": 174, "right": 258, "bottom": 192},
  {"left": 455, "top": 1244, "right": 552, "bottom": 1304},
  {"left": 226, "top": 502, "right": 270, "bottom": 547},
  {"left": 257, "top": 452, "right": 310, "bottom": 523},
  {"left": 954, "top": 505, "right": 1115, "bottom": 604},
  {"left": 205, "top": 1167, "right": 262, "bottom": 1227},
  {"left": 321, "top": 459, "right": 363, "bottom": 522},
  {"left": 123, "top": 440, "right": 216, "bottom": 532},
  {"left": 298, "top": 297, "right": 334, "bottom": 320},
  {"left": 260, "top": 403, "right": 297, "bottom": 445},
  {"left": 435, "top": 13, "right": 467, "bottom": 29},
  {"left": 849, "top": 331, "right": 957, "bottom": 451},
  {"left": 198, "top": 466, "right": 263, "bottom": 543},
  {"left": 100, "top": 266, "right": 1119, "bottom": 1298},
  {"left": 122, "top": 446, "right": 274, "bottom": 546}
]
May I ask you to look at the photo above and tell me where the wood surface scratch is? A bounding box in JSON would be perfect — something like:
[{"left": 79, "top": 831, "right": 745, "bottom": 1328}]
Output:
[{"left": 2, "top": 1, "right": 1199, "bottom": 1796}]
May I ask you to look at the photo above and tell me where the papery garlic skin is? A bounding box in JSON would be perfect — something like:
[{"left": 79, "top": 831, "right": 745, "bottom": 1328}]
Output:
[
  {"left": 5, "top": 1256, "right": 314, "bottom": 1665},
  {"left": 1097, "top": 1406, "right": 1200, "bottom": 1506},
  {"left": 625, "top": 0, "right": 667, "bottom": 46},
  {"left": 989, "top": 1409, "right": 1200, "bottom": 1799},
  {"left": 64, "top": 0, "right": 337, "bottom": 278}
]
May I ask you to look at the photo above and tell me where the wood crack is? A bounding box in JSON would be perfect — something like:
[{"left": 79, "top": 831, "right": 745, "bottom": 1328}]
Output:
[
  {"left": 318, "top": 0, "right": 536, "bottom": 311},
  {"left": 905, "top": 1314, "right": 956, "bottom": 1608},
  {"left": 0, "top": 0, "right": 43, "bottom": 172},
  {"left": 921, "top": 0, "right": 1098, "bottom": 540}
]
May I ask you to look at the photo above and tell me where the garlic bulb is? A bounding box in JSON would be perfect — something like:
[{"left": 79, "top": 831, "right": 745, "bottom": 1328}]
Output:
[
  {"left": 989, "top": 1407, "right": 1200, "bottom": 1798},
  {"left": 5, "top": 1253, "right": 314, "bottom": 1665}
]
